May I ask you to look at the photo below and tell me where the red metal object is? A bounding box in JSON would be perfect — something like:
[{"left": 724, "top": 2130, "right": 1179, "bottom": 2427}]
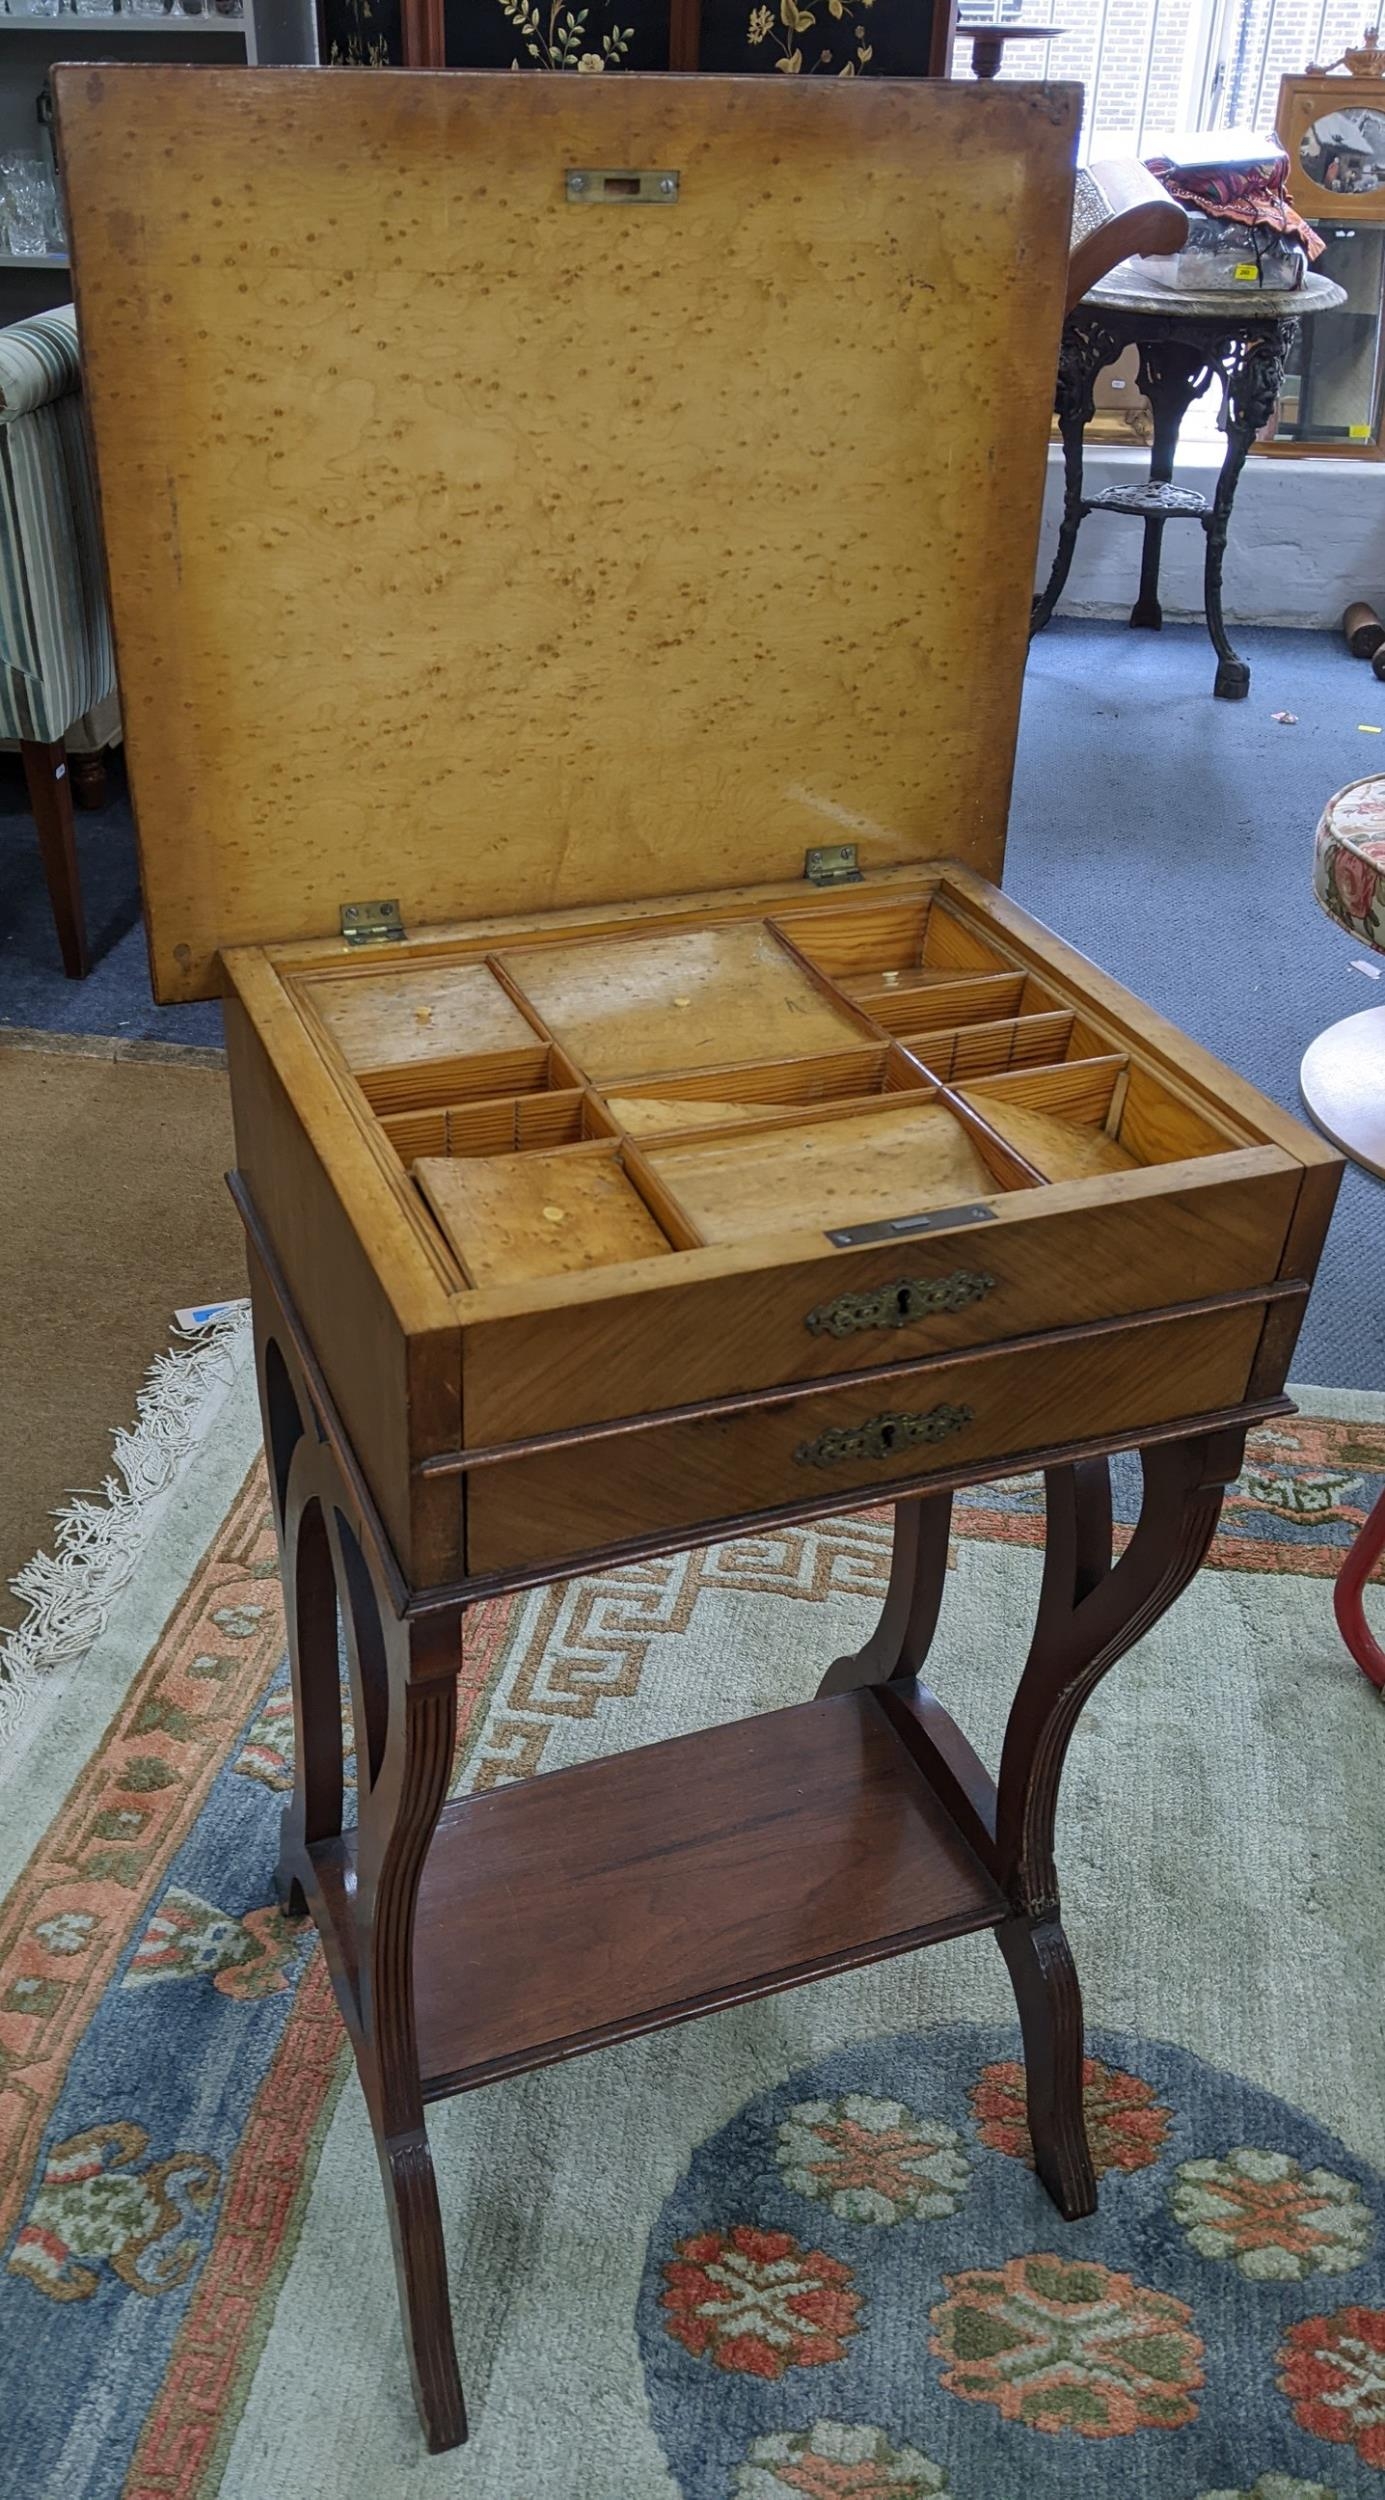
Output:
[{"left": 1335, "top": 1482, "right": 1385, "bottom": 1689}]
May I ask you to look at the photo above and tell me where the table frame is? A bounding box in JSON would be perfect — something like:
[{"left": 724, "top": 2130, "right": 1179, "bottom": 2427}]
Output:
[
  {"left": 241, "top": 1190, "right": 1280, "bottom": 2453},
  {"left": 1031, "top": 302, "right": 1298, "bottom": 699}
]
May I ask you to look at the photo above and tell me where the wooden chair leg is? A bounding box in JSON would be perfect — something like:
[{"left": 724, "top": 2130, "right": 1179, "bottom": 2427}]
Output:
[
  {"left": 68, "top": 747, "right": 109, "bottom": 810},
  {"left": 20, "top": 737, "right": 89, "bottom": 979}
]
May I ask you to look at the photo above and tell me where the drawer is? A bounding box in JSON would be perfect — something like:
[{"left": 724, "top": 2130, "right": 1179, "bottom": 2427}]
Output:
[
  {"left": 459, "top": 1159, "right": 1299, "bottom": 1444},
  {"left": 464, "top": 1296, "right": 1271, "bottom": 1575}
]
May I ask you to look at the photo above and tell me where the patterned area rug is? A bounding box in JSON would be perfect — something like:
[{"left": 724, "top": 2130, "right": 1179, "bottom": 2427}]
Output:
[{"left": 1, "top": 1322, "right": 1383, "bottom": 2500}]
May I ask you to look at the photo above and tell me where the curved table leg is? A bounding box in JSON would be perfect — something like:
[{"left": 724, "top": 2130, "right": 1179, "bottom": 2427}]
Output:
[
  {"left": 251, "top": 1282, "right": 468, "bottom": 2452},
  {"left": 357, "top": 1632, "right": 465, "bottom": 2454},
  {"left": 1130, "top": 341, "right": 1211, "bottom": 631},
  {"left": 818, "top": 1492, "right": 953, "bottom": 1695},
  {"left": 991, "top": 1429, "right": 1245, "bottom": 2215},
  {"left": 1031, "top": 316, "right": 1122, "bottom": 638},
  {"left": 1204, "top": 327, "right": 1293, "bottom": 701},
  {"left": 275, "top": 1478, "right": 346, "bottom": 1915}
]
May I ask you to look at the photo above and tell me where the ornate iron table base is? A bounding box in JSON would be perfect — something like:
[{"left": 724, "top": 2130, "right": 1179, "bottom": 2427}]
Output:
[
  {"left": 1031, "top": 300, "right": 1299, "bottom": 700},
  {"left": 245, "top": 1219, "right": 1257, "bottom": 2452}
]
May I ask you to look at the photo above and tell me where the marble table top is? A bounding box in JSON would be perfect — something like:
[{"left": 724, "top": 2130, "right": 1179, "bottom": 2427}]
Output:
[{"left": 1083, "top": 267, "right": 1348, "bottom": 320}]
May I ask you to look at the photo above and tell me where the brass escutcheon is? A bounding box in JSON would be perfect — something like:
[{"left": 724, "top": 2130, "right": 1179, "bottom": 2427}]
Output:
[
  {"left": 804, "top": 1269, "right": 996, "bottom": 1340},
  {"left": 793, "top": 1402, "right": 974, "bottom": 1470}
]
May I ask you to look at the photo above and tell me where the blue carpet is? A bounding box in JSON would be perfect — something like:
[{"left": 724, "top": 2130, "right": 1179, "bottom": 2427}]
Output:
[
  {"left": 0, "top": 752, "right": 223, "bottom": 1050},
  {"left": 0, "top": 619, "right": 1379, "bottom": 1384},
  {"left": 1010, "top": 622, "right": 1384, "bottom": 1393}
]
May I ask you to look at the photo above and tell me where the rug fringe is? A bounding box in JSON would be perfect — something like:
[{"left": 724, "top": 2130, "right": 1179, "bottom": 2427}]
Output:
[{"left": 0, "top": 1303, "right": 253, "bottom": 1742}]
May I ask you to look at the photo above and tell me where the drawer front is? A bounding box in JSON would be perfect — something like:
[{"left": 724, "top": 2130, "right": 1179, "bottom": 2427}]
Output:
[
  {"left": 461, "top": 1161, "right": 1298, "bottom": 1444},
  {"left": 465, "top": 1298, "right": 1269, "bottom": 1575}
]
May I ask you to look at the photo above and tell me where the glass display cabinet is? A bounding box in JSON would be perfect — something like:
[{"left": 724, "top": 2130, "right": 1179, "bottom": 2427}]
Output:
[{"left": 1261, "top": 218, "right": 1385, "bottom": 454}]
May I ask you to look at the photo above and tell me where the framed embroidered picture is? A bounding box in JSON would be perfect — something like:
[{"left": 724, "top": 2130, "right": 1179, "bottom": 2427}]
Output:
[{"left": 322, "top": 0, "right": 955, "bottom": 71}]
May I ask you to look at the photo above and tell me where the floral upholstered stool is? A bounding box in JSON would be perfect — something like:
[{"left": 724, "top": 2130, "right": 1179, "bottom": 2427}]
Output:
[
  {"left": 1306, "top": 774, "right": 1385, "bottom": 1688},
  {"left": 1304, "top": 774, "right": 1385, "bottom": 1181}
]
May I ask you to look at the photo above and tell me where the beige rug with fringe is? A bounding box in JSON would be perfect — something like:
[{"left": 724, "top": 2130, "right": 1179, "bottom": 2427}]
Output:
[{"left": 0, "top": 1313, "right": 1382, "bottom": 2500}]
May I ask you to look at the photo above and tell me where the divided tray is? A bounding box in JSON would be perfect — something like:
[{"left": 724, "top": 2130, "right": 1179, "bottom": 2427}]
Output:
[{"left": 224, "top": 864, "right": 1333, "bottom": 1580}]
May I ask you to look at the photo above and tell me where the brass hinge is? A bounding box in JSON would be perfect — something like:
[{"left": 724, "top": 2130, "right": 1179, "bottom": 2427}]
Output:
[
  {"left": 340, "top": 899, "right": 406, "bottom": 948},
  {"left": 804, "top": 842, "right": 862, "bottom": 888}
]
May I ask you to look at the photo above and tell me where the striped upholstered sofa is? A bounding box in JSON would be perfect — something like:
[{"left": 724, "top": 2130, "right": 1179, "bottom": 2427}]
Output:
[{"left": 0, "top": 304, "right": 117, "bottom": 978}]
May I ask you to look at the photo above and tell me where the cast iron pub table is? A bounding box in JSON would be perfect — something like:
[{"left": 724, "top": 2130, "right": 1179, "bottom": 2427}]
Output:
[{"left": 1031, "top": 268, "right": 1345, "bottom": 697}]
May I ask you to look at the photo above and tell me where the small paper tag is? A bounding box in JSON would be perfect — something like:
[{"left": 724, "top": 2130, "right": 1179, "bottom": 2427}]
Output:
[
  {"left": 1351, "top": 423, "right": 1373, "bottom": 439},
  {"left": 174, "top": 1297, "right": 249, "bottom": 1331},
  {"left": 1233, "top": 262, "right": 1259, "bottom": 281}
]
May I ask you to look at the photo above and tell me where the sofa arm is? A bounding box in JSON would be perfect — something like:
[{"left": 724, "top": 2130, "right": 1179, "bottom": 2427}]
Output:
[
  {"left": 0, "top": 302, "right": 114, "bottom": 741},
  {"left": 0, "top": 305, "right": 81, "bottom": 424}
]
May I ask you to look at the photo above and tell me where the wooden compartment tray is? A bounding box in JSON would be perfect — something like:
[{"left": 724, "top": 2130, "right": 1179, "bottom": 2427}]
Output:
[{"left": 219, "top": 862, "right": 1331, "bottom": 1577}]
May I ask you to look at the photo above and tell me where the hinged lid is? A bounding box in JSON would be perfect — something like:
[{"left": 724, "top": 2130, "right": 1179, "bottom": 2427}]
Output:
[{"left": 57, "top": 68, "right": 1077, "bottom": 1001}]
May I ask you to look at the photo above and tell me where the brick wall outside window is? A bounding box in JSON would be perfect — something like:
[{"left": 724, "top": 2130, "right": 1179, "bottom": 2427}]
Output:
[{"left": 953, "top": 0, "right": 1372, "bottom": 157}]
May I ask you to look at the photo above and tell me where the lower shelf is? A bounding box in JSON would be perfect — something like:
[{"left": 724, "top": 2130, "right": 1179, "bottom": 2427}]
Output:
[{"left": 310, "top": 1686, "right": 1007, "bottom": 2100}]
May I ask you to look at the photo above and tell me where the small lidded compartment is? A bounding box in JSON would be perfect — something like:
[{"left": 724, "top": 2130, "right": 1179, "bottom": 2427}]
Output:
[
  {"left": 415, "top": 1147, "right": 681, "bottom": 1288},
  {"left": 498, "top": 922, "right": 870, "bottom": 1081},
  {"left": 301, "top": 959, "right": 556, "bottom": 1117},
  {"left": 306, "top": 960, "right": 536, "bottom": 1070}
]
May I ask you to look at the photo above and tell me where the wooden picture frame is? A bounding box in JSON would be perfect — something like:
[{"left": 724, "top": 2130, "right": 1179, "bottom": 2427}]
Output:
[{"left": 1278, "top": 70, "right": 1385, "bottom": 221}]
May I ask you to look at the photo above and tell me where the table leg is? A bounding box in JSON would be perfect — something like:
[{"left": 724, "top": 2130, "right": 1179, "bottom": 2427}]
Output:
[
  {"left": 992, "top": 1429, "right": 1245, "bottom": 2214},
  {"left": 355, "top": 1622, "right": 464, "bottom": 2455},
  {"left": 1130, "top": 341, "right": 1212, "bottom": 631},
  {"left": 251, "top": 1286, "right": 469, "bottom": 2453},
  {"left": 1203, "top": 327, "right": 1293, "bottom": 701},
  {"left": 1031, "top": 318, "right": 1121, "bottom": 637},
  {"left": 837, "top": 1432, "right": 1245, "bottom": 2219},
  {"left": 818, "top": 1492, "right": 953, "bottom": 1695},
  {"left": 254, "top": 1321, "right": 346, "bottom": 1910}
]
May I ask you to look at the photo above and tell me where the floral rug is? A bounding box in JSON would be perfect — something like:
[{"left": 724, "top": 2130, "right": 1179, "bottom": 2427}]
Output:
[{"left": 1, "top": 1324, "right": 1383, "bottom": 2500}]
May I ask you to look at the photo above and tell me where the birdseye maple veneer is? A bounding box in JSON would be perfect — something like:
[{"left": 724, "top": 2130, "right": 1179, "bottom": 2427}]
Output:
[{"left": 57, "top": 63, "right": 1340, "bottom": 2456}]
